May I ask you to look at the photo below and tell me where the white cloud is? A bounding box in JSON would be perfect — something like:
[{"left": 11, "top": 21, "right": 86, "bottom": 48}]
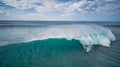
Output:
[
  {"left": 64, "top": 1, "right": 88, "bottom": 13},
  {"left": 0, "top": 10, "right": 4, "bottom": 15},
  {"left": 0, "top": 0, "right": 120, "bottom": 16},
  {"left": 94, "top": 0, "right": 120, "bottom": 15},
  {"left": 2, "top": 0, "right": 39, "bottom": 10},
  {"left": 15, "top": 13, "right": 74, "bottom": 21},
  {"left": 0, "top": 7, "right": 9, "bottom": 15},
  {"left": 35, "top": 2, "right": 72, "bottom": 13}
]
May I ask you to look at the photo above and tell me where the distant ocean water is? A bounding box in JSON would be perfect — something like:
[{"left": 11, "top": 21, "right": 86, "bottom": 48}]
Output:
[{"left": 0, "top": 21, "right": 120, "bottom": 67}]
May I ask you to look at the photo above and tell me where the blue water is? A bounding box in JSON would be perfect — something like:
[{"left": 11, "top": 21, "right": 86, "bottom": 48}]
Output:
[{"left": 0, "top": 21, "right": 120, "bottom": 67}]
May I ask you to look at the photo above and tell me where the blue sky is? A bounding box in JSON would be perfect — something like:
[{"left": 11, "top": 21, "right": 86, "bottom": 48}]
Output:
[{"left": 0, "top": 0, "right": 120, "bottom": 21}]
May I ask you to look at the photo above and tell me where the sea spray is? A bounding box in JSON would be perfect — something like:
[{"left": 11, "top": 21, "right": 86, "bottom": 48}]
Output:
[{"left": 0, "top": 24, "right": 116, "bottom": 52}]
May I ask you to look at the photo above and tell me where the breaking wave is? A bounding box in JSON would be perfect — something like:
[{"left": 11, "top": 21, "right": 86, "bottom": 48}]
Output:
[{"left": 0, "top": 24, "right": 116, "bottom": 52}]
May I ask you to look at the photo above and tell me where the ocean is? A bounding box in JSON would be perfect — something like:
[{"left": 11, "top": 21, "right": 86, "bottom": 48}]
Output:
[{"left": 0, "top": 21, "right": 120, "bottom": 67}]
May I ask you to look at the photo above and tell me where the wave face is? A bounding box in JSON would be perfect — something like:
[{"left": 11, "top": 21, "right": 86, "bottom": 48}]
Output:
[
  {"left": 0, "top": 38, "right": 120, "bottom": 67},
  {"left": 0, "top": 24, "right": 116, "bottom": 52}
]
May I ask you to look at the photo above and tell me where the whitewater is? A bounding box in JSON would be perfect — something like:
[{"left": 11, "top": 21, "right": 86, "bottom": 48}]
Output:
[{"left": 0, "top": 24, "right": 116, "bottom": 52}]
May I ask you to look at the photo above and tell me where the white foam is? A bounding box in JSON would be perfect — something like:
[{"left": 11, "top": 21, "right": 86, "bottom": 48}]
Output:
[{"left": 0, "top": 24, "right": 116, "bottom": 52}]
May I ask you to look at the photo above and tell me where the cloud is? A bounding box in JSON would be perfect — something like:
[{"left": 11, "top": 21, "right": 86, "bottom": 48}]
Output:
[
  {"left": 0, "top": 7, "right": 9, "bottom": 15},
  {"left": 35, "top": 2, "right": 72, "bottom": 13},
  {"left": 1, "top": 0, "right": 39, "bottom": 10},
  {"left": 0, "top": 0, "right": 120, "bottom": 17},
  {"left": 0, "top": 10, "right": 4, "bottom": 15},
  {"left": 13, "top": 13, "right": 74, "bottom": 21}
]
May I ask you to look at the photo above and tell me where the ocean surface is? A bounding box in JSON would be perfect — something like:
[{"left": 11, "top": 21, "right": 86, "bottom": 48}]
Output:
[{"left": 0, "top": 21, "right": 120, "bottom": 67}]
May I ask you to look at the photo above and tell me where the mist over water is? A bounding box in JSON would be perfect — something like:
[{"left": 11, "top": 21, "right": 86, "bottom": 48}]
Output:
[
  {"left": 0, "top": 24, "right": 116, "bottom": 51},
  {"left": 0, "top": 21, "right": 120, "bottom": 67}
]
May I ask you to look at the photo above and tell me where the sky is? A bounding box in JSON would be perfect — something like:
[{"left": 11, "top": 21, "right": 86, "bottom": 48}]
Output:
[{"left": 0, "top": 0, "right": 120, "bottom": 21}]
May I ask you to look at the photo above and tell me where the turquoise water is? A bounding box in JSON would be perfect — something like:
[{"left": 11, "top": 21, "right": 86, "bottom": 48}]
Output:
[
  {"left": 0, "top": 37, "right": 120, "bottom": 67},
  {"left": 0, "top": 22, "right": 120, "bottom": 67}
]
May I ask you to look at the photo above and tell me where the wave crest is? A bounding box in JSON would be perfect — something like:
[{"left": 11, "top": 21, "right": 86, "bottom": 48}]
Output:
[
  {"left": 39, "top": 24, "right": 116, "bottom": 52},
  {"left": 0, "top": 24, "right": 116, "bottom": 52}
]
